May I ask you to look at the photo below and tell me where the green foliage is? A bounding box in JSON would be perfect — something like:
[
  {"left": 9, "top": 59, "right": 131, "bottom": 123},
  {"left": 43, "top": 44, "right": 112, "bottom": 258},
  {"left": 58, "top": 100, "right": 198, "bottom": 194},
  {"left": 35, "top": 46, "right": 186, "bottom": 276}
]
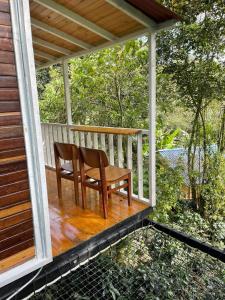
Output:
[
  {"left": 39, "top": 68, "right": 66, "bottom": 123},
  {"left": 151, "top": 155, "right": 184, "bottom": 223},
  {"left": 201, "top": 153, "right": 225, "bottom": 223},
  {"left": 69, "top": 40, "right": 149, "bottom": 128},
  {"left": 31, "top": 228, "right": 225, "bottom": 300}
]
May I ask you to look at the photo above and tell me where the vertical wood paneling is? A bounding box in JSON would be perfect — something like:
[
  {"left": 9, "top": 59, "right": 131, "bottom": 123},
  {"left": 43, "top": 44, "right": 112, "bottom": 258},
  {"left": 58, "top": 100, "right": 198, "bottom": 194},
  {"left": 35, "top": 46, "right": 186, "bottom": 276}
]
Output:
[{"left": 0, "top": 0, "right": 34, "bottom": 264}]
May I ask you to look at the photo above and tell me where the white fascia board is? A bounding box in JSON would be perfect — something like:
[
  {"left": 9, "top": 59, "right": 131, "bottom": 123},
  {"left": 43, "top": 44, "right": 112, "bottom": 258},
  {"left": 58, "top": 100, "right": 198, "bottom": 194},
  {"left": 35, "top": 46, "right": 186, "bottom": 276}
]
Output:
[
  {"left": 31, "top": 18, "right": 92, "bottom": 50},
  {"left": 33, "top": 0, "right": 117, "bottom": 41},
  {"left": 33, "top": 37, "right": 71, "bottom": 55}
]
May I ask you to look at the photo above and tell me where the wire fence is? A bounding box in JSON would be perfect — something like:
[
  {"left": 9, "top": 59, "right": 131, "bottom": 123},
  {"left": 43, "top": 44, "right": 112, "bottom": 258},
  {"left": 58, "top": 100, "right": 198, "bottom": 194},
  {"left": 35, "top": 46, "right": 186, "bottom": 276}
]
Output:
[{"left": 18, "top": 223, "right": 225, "bottom": 300}]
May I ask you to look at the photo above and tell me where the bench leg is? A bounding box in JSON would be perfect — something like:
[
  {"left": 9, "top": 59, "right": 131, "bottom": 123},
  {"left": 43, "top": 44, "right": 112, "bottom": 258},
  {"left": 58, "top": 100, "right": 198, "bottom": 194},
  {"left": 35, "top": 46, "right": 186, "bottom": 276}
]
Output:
[{"left": 127, "top": 173, "right": 132, "bottom": 206}]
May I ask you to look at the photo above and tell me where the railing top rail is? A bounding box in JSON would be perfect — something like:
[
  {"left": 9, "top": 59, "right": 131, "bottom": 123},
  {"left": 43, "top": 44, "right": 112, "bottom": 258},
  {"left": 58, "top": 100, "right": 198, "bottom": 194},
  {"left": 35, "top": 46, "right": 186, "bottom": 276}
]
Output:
[
  {"left": 41, "top": 123, "right": 149, "bottom": 135},
  {"left": 70, "top": 125, "right": 142, "bottom": 136}
]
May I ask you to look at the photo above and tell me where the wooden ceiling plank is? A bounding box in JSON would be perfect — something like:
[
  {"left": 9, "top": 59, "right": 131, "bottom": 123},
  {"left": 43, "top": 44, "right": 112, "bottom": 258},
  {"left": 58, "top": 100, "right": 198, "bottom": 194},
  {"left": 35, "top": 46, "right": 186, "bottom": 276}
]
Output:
[
  {"left": 33, "top": 0, "right": 117, "bottom": 41},
  {"left": 105, "top": 0, "right": 156, "bottom": 31},
  {"left": 33, "top": 37, "right": 71, "bottom": 55},
  {"left": 31, "top": 18, "right": 92, "bottom": 49}
]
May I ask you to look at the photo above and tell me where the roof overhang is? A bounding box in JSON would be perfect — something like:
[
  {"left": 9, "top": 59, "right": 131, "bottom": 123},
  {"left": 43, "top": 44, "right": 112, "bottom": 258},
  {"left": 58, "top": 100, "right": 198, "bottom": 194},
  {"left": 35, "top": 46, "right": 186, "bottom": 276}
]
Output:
[{"left": 30, "top": 0, "right": 180, "bottom": 69}]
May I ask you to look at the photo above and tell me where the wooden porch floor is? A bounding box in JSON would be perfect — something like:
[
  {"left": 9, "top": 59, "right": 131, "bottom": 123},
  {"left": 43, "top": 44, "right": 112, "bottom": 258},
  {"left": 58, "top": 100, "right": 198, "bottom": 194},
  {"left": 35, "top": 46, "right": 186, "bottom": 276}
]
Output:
[
  {"left": 0, "top": 169, "right": 149, "bottom": 272},
  {"left": 47, "top": 169, "right": 149, "bottom": 257}
]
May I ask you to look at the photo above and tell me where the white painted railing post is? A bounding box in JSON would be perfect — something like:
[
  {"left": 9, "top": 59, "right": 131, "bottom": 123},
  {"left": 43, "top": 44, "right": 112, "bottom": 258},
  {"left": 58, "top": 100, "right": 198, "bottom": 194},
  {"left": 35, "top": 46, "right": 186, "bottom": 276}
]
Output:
[
  {"left": 62, "top": 60, "right": 73, "bottom": 143},
  {"left": 137, "top": 132, "right": 143, "bottom": 199},
  {"left": 148, "top": 33, "right": 156, "bottom": 207}
]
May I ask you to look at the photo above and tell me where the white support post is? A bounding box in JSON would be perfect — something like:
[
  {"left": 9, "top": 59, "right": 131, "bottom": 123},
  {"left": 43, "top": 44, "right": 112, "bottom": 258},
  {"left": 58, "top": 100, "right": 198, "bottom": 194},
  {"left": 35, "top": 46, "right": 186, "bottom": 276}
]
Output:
[
  {"left": 62, "top": 60, "right": 73, "bottom": 143},
  {"left": 148, "top": 33, "right": 156, "bottom": 207},
  {"left": 62, "top": 60, "right": 72, "bottom": 125}
]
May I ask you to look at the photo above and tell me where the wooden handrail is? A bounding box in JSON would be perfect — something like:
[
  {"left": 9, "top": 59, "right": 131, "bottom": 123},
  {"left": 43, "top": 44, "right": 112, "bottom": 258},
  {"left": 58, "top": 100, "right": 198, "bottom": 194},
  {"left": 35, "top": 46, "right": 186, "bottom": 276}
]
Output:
[{"left": 70, "top": 125, "right": 142, "bottom": 135}]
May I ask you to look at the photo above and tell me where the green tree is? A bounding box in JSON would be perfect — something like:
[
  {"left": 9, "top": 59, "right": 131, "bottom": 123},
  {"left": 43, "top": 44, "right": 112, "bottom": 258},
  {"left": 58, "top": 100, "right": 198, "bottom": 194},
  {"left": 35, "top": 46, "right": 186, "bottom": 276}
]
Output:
[{"left": 158, "top": 0, "right": 225, "bottom": 216}]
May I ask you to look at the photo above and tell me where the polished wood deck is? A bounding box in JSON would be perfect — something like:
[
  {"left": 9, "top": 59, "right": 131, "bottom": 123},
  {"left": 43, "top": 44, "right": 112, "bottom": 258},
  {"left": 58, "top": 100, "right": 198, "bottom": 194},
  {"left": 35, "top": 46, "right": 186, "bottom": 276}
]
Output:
[
  {"left": 47, "top": 169, "right": 149, "bottom": 257},
  {"left": 0, "top": 169, "right": 149, "bottom": 272}
]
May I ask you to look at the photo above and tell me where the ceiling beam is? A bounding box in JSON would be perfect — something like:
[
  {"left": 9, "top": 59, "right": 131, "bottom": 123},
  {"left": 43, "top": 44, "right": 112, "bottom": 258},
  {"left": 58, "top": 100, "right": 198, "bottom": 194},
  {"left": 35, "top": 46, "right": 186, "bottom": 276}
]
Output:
[
  {"left": 31, "top": 18, "right": 92, "bottom": 50},
  {"left": 105, "top": 0, "right": 157, "bottom": 31},
  {"left": 34, "top": 49, "right": 56, "bottom": 61},
  {"left": 33, "top": 0, "right": 117, "bottom": 41},
  {"left": 33, "top": 37, "right": 71, "bottom": 55}
]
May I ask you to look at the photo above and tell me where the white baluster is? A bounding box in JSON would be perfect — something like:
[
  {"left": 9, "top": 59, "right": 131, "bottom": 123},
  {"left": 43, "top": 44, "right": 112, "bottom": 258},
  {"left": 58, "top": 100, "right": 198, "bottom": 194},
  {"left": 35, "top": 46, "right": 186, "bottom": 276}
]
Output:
[
  {"left": 117, "top": 135, "right": 123, "bottom": 168},
  {"left": 80, "top": 132, "right": 85, "bottom": 147},
  {"left": 87, "top": 132, "right": 92, "bottom": 148},
  {"left": 100, "top": 133, "right": 106, "bottom": 151},
  {"left": 93, "top": 133, "right": 98, "bottom": 149},
  {"left": 109, "top": 134, "right": 114, "bottom": 165},
  {"left": 137, "top": 132, "right": 143, "bottom": 199}
]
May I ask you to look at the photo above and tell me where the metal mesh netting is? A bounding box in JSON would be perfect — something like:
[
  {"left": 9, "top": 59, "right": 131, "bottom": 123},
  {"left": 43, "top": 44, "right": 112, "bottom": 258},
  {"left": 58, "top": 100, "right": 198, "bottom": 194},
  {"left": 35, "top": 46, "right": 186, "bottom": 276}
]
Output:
[{"left": 28, "top": 225, "right": 224, "bottom": 300}]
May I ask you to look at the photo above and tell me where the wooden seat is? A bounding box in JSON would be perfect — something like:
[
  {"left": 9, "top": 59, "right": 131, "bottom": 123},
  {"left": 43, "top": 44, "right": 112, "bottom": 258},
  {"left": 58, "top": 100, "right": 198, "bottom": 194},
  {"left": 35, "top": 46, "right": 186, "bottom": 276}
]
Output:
[
  {"left": 54, "top": 142, "right": 80, "bottom": 205},
  {"left": 79, "top": 147, "right": 132, "bottom": 219},
  {"left": 86, "top": 165, "right": 131, "bottom": 183}
]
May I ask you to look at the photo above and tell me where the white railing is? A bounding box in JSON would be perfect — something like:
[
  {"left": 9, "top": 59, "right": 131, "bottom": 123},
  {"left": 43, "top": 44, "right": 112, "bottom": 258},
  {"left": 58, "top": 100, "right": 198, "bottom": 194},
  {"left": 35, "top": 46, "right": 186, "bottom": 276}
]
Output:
[{"left": 41, "top": 123, "right": 149, "bottom": 202}]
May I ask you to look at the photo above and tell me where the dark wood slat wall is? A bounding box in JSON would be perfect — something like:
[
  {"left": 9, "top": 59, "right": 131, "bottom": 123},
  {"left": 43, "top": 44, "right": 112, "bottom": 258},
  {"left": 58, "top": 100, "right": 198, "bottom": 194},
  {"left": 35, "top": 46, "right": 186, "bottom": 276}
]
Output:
[{"left": 0, "top": 0, "right": 34, "bottom": 262}]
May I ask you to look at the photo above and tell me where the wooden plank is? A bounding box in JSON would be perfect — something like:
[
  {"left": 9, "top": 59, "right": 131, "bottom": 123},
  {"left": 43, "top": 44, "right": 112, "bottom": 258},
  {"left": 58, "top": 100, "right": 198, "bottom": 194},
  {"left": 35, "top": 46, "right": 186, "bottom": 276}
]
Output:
[
  {"left": 0, "top": 247, "right": 35, "bottom": 273},
  {"left": 0, "top": 137, "right": 24, "bottom": 151},
  {"left": 0, "top": 228, "right": 33, "bottom": 252},
  {"left": 0, "top": 159, "right": 27, "bottom": 174},
  {"left": 0, "top": 63, "right": 16, "bottom": 76},
  {"left": 71, "top": 125, "right": 141, "bottom": 135},
  {"left": 0, "top": 202, "right": 31, "bottom": 218},
  {"left": 0, "top": 37, "right": 13, "bottom": 51},
  {"left": 0, "top": 25, "right": 12, "bottom": 39},
  {"left": 0, "top": 88, "right": 19, "bottom": 100},
  {"left": 0, "top": 189, "right": 30, "bottom": 209},
  {"left": 0, "top": 209, "right": 33, "bottom": 230},
  {"left": 0, "top": 219, "right": 33, "bottom": 241},
  {"left": 0, "top": 126, "right": 23, "bottom": 139},
  {"left": 0, "top": 238, "right": 34, "bottom": 260},
  {"left": 0, "top": 179, "right": 29, "bottom": 196},
  {"left": 0, "top": 11, "right": 10, "bottom": 26},
  {"left": 0, "top": 169, "right": 28, "bottom": 186},
  {"left": 0, "top": 0, "right": 10, "bottom": 13},
  {"left": 0, "top": 101, "right": 20, "bottom": 112},
  {"left": 0, "top": 50, "right": 15, "bottom": 63},
  {"left": 0, "top": 113, "right": 22, "bottom": 126},
  {"left": 0, "top": 76, "right": 17, "bottom": 88},
  {"left": 0, "top": 147, "right": 26, "bottom": 160}
]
